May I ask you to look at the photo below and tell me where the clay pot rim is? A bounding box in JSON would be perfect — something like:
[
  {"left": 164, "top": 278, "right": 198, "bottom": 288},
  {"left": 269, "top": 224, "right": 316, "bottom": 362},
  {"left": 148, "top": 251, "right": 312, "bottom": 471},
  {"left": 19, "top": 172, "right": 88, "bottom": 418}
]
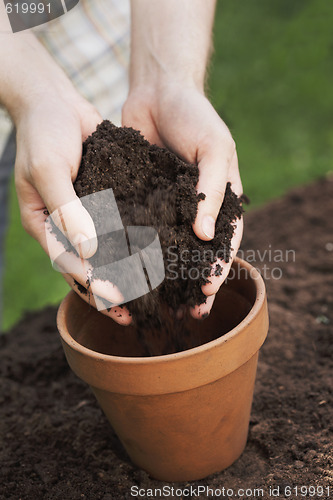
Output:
[{"left": 58, "top": 257, "right": 265, "bottom": 364}]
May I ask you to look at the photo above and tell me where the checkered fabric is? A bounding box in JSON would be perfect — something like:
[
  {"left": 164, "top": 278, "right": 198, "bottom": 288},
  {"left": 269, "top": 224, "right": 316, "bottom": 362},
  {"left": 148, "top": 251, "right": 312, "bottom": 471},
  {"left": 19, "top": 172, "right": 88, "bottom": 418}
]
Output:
[{"left": 36, "top": 0, "right": 130, "bottom": 123}]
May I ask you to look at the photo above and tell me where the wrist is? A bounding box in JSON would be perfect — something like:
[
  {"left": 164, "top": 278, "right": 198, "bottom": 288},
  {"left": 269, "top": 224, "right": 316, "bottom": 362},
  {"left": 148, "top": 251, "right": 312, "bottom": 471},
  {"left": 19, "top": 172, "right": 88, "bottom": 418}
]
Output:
[
  {"left": 0, "top": 33, "right": 76, "bottom": 124},
  {"left": 129, "top": 54, "right": 205, "bottom": 95},
  {"left": 13, "top": 77, "right": 78, "bottom": 127},
  {"left": 126, "top": 79, "right": 206, "bottom": 122},
  {"left": 129, "top": 0, "right": 215, "bottom": 95}
]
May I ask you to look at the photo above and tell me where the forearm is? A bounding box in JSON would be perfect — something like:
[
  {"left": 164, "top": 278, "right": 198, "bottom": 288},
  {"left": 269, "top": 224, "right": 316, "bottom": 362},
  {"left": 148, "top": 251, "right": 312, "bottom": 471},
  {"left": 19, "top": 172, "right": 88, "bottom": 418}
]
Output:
[
  {"left": 129, "top": 0, "right": 216, "bottom": 92},
  {"left": 0, "top": 5, "right": 75, "bottom": 123}
]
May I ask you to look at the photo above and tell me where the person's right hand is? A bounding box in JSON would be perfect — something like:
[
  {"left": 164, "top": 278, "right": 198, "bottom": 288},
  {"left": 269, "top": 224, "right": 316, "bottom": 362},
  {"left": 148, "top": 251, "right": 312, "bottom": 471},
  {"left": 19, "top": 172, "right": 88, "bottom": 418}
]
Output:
[{"left": 14, "top": 84, "right": 132, "bottom": 325}]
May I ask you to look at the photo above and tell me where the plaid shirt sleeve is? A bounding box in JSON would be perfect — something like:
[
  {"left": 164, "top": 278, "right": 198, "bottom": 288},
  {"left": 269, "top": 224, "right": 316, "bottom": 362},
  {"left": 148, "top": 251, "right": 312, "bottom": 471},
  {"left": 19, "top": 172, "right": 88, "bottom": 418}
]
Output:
[{"left": 36, "top": 0, "right": 130, "bottom": 126}]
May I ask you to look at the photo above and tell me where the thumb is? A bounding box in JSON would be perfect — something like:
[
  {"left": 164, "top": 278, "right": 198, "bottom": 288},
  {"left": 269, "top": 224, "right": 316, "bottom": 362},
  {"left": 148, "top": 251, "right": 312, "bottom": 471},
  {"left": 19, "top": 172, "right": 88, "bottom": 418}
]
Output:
[
  {"left": 193, "top": 138, "right": 236, "bottom": 241},
  {"left": 36, "top": 169, "right": 97, "bottom": 260}
]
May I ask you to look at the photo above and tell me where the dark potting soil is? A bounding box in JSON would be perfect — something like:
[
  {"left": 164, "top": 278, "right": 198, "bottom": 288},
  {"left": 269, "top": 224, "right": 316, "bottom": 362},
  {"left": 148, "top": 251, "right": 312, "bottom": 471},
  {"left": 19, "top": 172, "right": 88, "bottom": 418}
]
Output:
[
  {"left": 1, "top": 177, "right": 332, "bottom": 499},
  {"left": 72, "top": 120, "right": 244, "bottom": 324}
]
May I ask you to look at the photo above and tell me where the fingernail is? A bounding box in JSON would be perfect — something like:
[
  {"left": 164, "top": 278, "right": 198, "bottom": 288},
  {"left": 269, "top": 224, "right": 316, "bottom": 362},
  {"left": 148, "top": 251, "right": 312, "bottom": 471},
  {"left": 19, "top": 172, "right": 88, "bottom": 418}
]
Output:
[
  {"left": 202, "top": 215, "right": 215, "bottom": 239},
  {"left": 90, "top": 279, "right": 124, "bottom": 305},
  {"left": 73, "top": 233, "right": 92, "bottom": 259}
]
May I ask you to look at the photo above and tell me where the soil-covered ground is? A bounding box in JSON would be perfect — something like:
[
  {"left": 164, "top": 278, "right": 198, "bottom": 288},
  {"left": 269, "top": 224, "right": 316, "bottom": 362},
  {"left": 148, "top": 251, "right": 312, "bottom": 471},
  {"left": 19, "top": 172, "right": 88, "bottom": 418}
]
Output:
[{"left": 1, "top": 177, "right": 332, "bottom": 499}]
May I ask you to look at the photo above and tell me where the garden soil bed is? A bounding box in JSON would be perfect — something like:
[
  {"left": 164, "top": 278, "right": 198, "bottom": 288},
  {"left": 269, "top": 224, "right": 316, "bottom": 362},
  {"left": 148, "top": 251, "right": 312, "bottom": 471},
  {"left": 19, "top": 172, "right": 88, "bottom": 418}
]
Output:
[{"left": 1, "top": 177, "right": 332, "bottom": 499}]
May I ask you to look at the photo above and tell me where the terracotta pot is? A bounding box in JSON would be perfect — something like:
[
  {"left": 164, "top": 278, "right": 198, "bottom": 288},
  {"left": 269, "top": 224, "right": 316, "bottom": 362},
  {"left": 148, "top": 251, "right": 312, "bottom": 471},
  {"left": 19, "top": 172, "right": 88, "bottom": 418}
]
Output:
[{"left": 57, "top": 257, "right": 269, "bottom": 482}]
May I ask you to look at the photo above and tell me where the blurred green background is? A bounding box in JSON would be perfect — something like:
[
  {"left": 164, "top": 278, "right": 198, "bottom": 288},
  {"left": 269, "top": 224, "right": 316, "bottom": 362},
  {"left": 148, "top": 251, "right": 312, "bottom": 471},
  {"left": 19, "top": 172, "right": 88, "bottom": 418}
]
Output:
[{"left": 2, "top": 0, "right": 333, "bottom": 330}]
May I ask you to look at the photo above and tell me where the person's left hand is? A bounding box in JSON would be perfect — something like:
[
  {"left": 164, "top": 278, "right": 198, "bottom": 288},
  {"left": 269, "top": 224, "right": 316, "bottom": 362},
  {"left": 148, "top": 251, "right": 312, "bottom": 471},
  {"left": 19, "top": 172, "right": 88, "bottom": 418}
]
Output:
[{"left": 122, "top": 83, "right": 243, "bottom": 319}]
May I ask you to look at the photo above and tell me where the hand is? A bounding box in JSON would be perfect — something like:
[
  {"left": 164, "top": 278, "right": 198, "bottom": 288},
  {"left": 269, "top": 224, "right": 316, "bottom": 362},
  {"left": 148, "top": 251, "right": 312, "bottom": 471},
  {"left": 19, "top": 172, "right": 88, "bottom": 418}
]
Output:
[
  {"left": 14, "top": 86, "right": 132, "bottom": 325},
  {"left": 0, "top": 27, "right": 132, "bottom": 325},
  {"left": 122, "top": 83, "right": 243, "bottom": 318}
]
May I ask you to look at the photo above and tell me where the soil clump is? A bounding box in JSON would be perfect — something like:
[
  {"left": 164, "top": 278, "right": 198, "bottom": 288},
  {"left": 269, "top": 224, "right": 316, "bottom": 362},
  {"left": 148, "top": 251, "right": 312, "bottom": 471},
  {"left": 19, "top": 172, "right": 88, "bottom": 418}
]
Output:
[{"left": 73, "top": 121, "right": 244, "bottom": 326}]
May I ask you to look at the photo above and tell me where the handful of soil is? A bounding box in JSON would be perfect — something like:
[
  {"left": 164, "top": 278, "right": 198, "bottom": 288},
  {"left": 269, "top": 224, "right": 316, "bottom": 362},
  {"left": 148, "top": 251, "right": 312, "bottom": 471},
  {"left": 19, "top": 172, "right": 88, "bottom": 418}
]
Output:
[{"left": 73, "top": 120, "right": 244, "bottom": 327}]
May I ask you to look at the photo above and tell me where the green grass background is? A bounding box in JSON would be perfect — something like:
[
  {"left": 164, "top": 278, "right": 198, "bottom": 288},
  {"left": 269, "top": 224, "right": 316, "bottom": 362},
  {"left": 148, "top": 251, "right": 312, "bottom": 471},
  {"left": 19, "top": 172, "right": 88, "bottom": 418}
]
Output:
[{"left": 3, "top": 0, "right": 333, "bottom": 330}]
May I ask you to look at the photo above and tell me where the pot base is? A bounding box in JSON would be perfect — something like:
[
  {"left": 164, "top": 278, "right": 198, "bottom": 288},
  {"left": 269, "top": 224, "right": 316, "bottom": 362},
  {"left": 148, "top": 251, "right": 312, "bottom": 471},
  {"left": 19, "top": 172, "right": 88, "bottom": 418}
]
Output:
[
  {"left": 58, "top": 258, "right": 269, "bottom": 482},
  {"left": 92, "top": 352, "right": 258, "bottom": 482}
]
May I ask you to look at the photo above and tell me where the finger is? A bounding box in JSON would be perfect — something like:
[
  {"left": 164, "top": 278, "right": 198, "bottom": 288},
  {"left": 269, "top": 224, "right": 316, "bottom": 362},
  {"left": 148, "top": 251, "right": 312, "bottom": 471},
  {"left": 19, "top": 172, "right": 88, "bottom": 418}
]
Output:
[
  {"left": 190, "top": 294, "right": 216, "bottom": 319},
  {"left": 228, "top": 150, "right": 243, "bottom": 197},
  {"left": 193, "top": 131, "right": 236, "bottom": 241},
  {"left": 201, "top": 150, "right": 244, "bottom": 295},
  {"left": 19, "top": 200, "right": 124, "bottom": 305},
  {"left": 43, "top": 225, "right": 124, "bottom": 304},
  {"left": 17, "top": 179, "right": 97, "bottom": 263},
  {"left": 48, "top": 195, "right": 98, "bottom": 259},
  {"left": 122, "top": 97, "right": 164, "bottom": 146},
  {"left": 63, "top": 274, "right": 133, "bottom": 326},
  {"left": 24, "top": 130, "right": 97, "bottom": 259},
  {"left": 201, "top": 216, "right": 244, "bottom": 296},
  {"left": 89, "top": 278, "right": 124, "bottom": 305},
  {"left": 79, "top": 103, "right": 103, "bottom": 141},
  {"left": 109, "top": 305, "right": 133, "bottom": 326}
]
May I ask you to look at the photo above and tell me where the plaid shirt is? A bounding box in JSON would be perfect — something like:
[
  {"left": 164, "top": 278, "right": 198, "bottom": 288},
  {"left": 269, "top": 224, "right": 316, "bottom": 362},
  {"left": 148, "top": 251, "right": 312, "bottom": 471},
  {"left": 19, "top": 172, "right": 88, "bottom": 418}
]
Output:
[{"left": 0, "top": 0, "right": 130, "bottom": 157}]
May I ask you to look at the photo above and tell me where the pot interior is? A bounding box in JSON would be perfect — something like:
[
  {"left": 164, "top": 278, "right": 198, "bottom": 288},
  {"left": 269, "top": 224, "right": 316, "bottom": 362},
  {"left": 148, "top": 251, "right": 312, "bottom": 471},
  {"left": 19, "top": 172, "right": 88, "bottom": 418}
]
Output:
[{"left": 67, "top": 260, "right": 257, "bottom": 357}]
